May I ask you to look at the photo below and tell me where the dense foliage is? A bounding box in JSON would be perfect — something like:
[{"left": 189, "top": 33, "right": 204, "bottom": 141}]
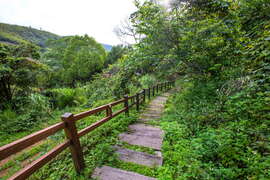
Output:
[
  {"left": 0, "top": 0, "right": 269, "bottom": 179},
  {"left": 105, "top": 45, "right": 128, "bottom": 66},
  {"left": 123, "top": 0, "right": 269, "bottom": 179},
  {"left": 0, "top": 43, "right": 44, "bottom": 107},
  {"left": 42, "top": 35, "right": 106, "bottom": 87}
]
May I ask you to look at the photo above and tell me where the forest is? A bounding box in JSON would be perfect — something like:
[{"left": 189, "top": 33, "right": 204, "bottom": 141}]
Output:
[{"left": 0, "top": 0, "right": 269, "bottom": 179}]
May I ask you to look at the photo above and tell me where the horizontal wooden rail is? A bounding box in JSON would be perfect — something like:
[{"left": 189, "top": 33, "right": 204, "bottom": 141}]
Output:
[
  {"left": 129, "top": 102, "right": 136, "bottom": 108},
  {"left": 1, "top": 80, "right": 175, "bottom": 180},
  {"left": 73, "top": 104, "right": 108, "bottom": 121},
  {"left": 78, "top": 116, "right": 111, "bottom": 138},
  {"left": 111, "top": 107, "right": 127, "bottom": 118},
  {"left": 110, "top": 98, "right": 125, "bottom": 106},
  {"left": 9, "top": 140, "right": 70, "bottom": 180},
  {"left": 0, "top": 122, "right": 65, "bottom": 161}
]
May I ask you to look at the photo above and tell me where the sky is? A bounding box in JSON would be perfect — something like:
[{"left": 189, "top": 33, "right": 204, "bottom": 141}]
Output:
[
  {"left": 0, "top": 0, "right": 138, "bottom": 45},
  {"left": 0, "top": 0, "right": 170, "bottom": 45}
]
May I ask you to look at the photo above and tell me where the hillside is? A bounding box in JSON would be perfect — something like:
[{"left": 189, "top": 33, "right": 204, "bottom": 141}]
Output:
[
  {"left": 0, "top": 22, "right": 112, "bottom": 50},
  {"left": 0, "top": 23, "right": 59, "bottom": 47}
]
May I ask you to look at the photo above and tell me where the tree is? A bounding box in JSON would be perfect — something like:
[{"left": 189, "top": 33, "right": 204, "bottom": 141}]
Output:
[
  {"left": 0, "top": 43, "right": 44, "bottom": 109},
  {"left": 43, "top": 35, "right": 106, "bottom": 87},
  {"left": 114, "top": 17, "right": 141, "bottom": 45},
  {"left": 105, "top": 45, "right": 128, "bottom": 66}
]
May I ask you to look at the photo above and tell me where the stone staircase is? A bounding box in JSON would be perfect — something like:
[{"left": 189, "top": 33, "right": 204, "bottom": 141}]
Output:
[{"left": 92, "top": 92, "right": 170, "bottom": 180}]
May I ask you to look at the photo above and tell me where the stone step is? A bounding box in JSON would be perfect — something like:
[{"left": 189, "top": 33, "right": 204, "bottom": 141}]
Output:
[
  {"left": 92, "top": 166, "right": 156, "bottom": 180},
  {"left": 144, "top": 107, "right": 164, "bottom": 113},
  {"left": 144, "top": 108, "right": 163, "bottom": 113},
  {"left": 138, "top": 118, "right": 156, "bottom": 123},
  {"left": 161, "top": 93, "right": 170, "bottom": 97},
  {"left": 141, "top": 112, "right": 162, "bottom": 116},
  {"left": 147, "top": 104, "right": 164, "bottom": 109},
  {"left": 114, "top": 147, "right": 162, "bottom": 167},
  {"left": 140, "top": 114, "right": 161, "bottom": 119},
  {"left": 151, "top": 98, "right": 167, "bottom": 103},
  {"left": 128, "top": 124, "right": 163, "bottom": 135},
  {"left": 119, "top": 133, "right": 162, "bottom": 150}
]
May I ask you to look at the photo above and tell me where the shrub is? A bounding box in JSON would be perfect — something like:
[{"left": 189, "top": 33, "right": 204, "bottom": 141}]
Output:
[
  {"left": 138, "top": 74, "right": 157, "bottom": 89},
  {"left": 0, "top": 93, "right": 51, "bottom": 133},
  {"left": 159, "top": 79, "right": 270, "bottom": 179},
  {"left": 48, "top": 88, "right": 87, "bottom": 109}
]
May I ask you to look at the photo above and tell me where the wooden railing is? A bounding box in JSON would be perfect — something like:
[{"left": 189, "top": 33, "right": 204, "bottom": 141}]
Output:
[{"left": 0, "top": 81, "right": 175, "bottom": 180}]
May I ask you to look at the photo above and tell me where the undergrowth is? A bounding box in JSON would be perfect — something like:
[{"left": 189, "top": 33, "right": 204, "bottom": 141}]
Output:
[{"left": 159, "top": 79, "right": 270, "bottom": 179}]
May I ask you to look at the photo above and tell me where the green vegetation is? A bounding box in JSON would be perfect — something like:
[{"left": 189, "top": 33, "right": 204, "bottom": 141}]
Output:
[
  {"left": 0, "top": 23, "right": 59, "bottom": 47},
  {"left": 42, "top": 35, "right": 106, "bottom": 87},
  {"left": 0, "top": 23, "right": 112, "bottom": 51},
  {"left": 159, "top": 79, "right": 269, "bottom": 179},
  {"left": 1, "top": 0, "right": 269, "bottom": 179}
]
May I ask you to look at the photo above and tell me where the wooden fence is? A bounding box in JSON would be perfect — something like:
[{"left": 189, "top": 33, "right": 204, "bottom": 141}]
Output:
[{"left": 0, "top": 81, "right": 175, "bottom": 180}]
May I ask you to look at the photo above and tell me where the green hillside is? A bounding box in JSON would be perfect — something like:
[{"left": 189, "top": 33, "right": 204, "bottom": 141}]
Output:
[
  {"left": 0, "top": 23, "right": 112, "bottom": 50},
  {"left": 0, "top": 23, "right": 60, "bottom": 47}
]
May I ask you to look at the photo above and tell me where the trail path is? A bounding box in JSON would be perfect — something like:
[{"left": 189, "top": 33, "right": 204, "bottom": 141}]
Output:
[{"left": 92, "top": 92, "right": 171, "bottom": 180}]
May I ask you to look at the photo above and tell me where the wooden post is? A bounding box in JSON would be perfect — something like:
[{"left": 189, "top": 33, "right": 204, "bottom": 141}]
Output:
[
  {"left": 124, "top": 95, "right": 129, "bottom": 116},
  {"left": 106, "top": 105, "right": 112, "bottom": 117},
  {"left": 131, "top": 96, "right": 133, "bottom": 104},
  {"left": 164, "top": 83, "right": 165, "bottom": 91},
  {"left": 148, "top": 88, "right": 151, "bottom": 100},
  {"left": 143, "top": 89, "right": 146, "bottom": 103},
  {"left": 61, "top": 113, "right": 84, "bottom": 173},
  {"left": 156, "top": 85, "right": 159, "bottom": 94},
  {"left": 164, "top": 83, "right": 166, "bottom": 91},
  {"left": 152, "top": 86, "right": 155, "bottom": 96},
  {"left": 136, "top": 93, "right": 140, "bottom": 111}
]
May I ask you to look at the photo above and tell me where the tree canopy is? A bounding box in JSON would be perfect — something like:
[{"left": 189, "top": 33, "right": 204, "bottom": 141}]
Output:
[{"left": 43, "top": 35, "right": 106, "bottom": 87}]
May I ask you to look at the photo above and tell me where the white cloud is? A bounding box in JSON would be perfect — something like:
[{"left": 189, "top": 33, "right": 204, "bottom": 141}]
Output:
[{"left": 0, "top": 0, "right": 137, "bottom": 45}]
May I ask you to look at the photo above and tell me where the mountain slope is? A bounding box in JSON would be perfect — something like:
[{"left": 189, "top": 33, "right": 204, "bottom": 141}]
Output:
[
  {"left": 0, "top": 22, "right": 112, "bottom": 50},
  {"left": 0, "top": 23, "right": 60, "bottom": 47}
]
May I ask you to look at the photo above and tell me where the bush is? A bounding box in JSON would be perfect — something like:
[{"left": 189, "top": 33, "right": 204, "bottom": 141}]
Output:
[
  {"left": 0, "top": 93, "right": 52, "bottom": 133},
  {"left": 138, "top": 74, "right": 157, "bottom": 89},
  {"left": 0, "top": 109, "right": 18, "bottom": 133},
  {"left": 48, "top": 88, "right": 87, "bottom": 109},
  {"left": 159, "top": 79, "right": 270, "bottom": 179}
]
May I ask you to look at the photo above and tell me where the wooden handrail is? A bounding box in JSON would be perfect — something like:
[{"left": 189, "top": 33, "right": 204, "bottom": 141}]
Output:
[
  {"left": 0, "top": 81, "right": 174, "bottom": 180},
  {"left": 73, "top": 104, "right": 108, "bottom": 121},
  {"left": 9, "top": 140, "right": 70, "bottom": 180},
  {"left": 78, "top": 116, "right": 112, "bottom": 137},
  {"left": 0, "top": 122, "right": 65, "bottom": 160}
]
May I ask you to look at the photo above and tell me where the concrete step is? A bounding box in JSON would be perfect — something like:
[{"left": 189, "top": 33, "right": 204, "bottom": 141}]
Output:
[
  {"left": 140, "top": 114, "right": 161, "bottom": 119},
  {"left": 141, "top": 112, "right": 162, "bottom": 116},
  {"left": 147, "top": 104, "right": 164, "bottom": 109},
  {"left": 92, "top": 166, "right": 156, "bottom": 180},
  {"left": 114, "top": 146, "right": 162, "bottom": 167},
  {"left": 137, "top": 118, "right": 157, "bottom": 123},
  {"left": 128, "top": 124, "right": 163, "bottom": 135},
  {"left": 119, "top": 133, "right": 162, "bottom": 150}
]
